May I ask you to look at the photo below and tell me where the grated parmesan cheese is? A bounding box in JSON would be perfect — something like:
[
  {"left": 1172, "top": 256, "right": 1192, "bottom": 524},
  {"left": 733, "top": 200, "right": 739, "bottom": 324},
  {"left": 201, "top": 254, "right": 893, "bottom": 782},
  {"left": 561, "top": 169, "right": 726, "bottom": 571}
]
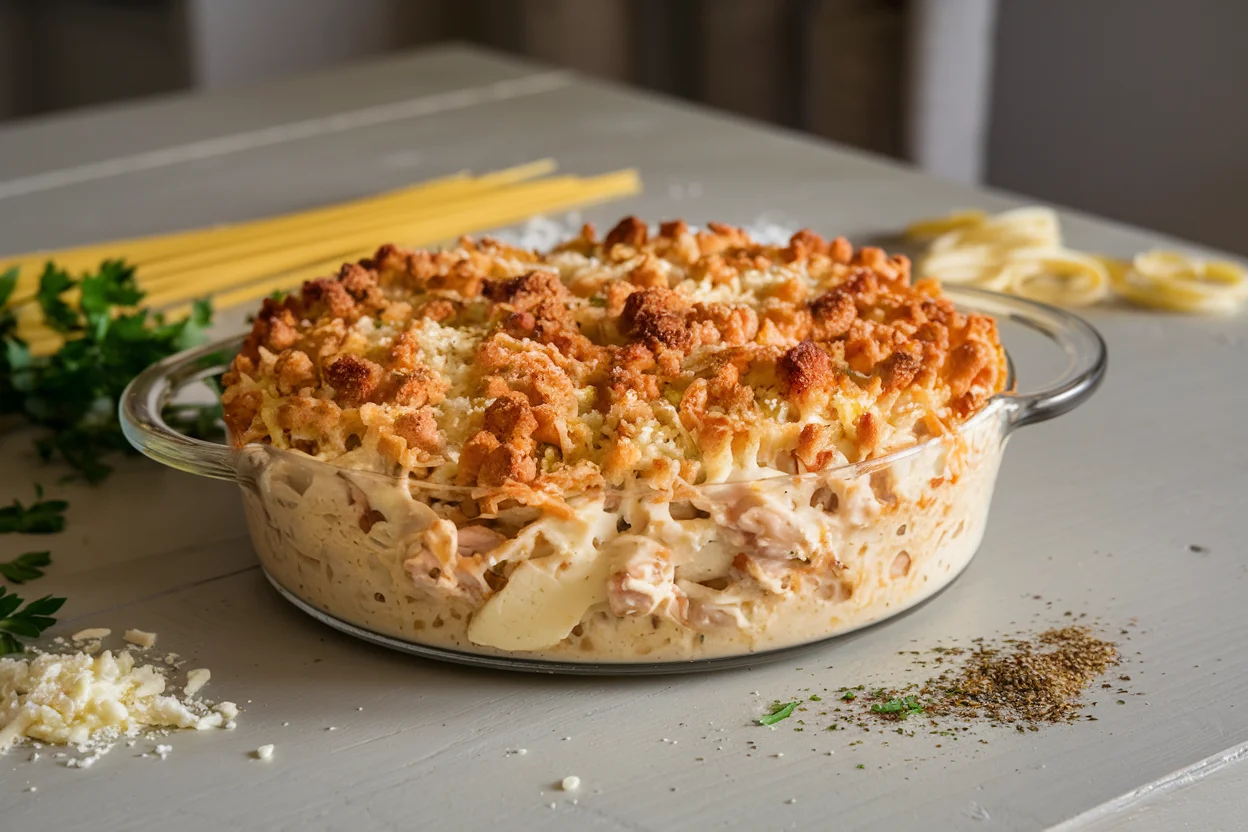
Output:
[
  {"left": 0, "top": 647, "right": 239, "bottom": 758},
  {"left": 254, "top": 744, "right": 274, "bottom": 760}
]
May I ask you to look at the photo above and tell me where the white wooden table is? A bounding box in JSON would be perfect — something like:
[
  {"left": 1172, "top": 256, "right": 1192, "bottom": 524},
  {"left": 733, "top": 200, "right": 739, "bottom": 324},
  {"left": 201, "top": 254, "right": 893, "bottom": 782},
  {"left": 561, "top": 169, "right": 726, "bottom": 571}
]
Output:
[{"left": 2, "top": 45, "right": 1246, "bottom": 831}]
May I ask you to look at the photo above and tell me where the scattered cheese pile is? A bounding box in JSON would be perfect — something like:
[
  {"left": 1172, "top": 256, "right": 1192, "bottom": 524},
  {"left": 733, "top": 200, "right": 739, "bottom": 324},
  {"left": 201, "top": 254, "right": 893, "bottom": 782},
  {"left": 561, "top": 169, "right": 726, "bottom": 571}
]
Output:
[
  {"left": 0, "top": 641, "right": 237, "bottom": 760},
  {"left": 908, "top": 207, "right": 1248, "bottom": 313}
]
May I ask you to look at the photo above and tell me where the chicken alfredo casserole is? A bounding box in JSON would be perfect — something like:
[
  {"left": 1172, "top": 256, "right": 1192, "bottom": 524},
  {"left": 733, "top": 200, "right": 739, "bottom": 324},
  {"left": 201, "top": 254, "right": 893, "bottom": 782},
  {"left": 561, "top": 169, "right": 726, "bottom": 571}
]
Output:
[{"left": 222, "top": 218, "right": 1009, "bottom": 660}]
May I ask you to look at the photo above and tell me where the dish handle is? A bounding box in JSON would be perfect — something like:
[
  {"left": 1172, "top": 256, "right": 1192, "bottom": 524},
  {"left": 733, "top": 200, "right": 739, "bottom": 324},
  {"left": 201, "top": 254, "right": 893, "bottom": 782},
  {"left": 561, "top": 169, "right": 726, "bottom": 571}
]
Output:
[
  {"left": 946, "top": 286, "right": 1108, "bottom": 430},
  {"left": 119, "top": 334, "right": 247, "bottom": 482}
]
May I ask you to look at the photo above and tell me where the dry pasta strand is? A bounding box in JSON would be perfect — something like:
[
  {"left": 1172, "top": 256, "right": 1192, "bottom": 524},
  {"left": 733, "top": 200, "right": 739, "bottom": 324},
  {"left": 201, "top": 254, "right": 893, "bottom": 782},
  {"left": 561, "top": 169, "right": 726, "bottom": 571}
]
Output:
[
  {"left": 18, "top": 166, "right": 642, "bottom": 354},
  {"left": 139, "top": 171, "right": 639, "bottom": 309},
  {"left": 1111, "top": 251, "right": 1248, "bottom": 314},
  {"left": 2, "top": 158, "right": 560, "bottom": 301},
  {"left": 904, "top": 210, "right": 987, "bottom": 240},
  {"left": 911, "top": 206, "right": 1246, "bottom": 314}
]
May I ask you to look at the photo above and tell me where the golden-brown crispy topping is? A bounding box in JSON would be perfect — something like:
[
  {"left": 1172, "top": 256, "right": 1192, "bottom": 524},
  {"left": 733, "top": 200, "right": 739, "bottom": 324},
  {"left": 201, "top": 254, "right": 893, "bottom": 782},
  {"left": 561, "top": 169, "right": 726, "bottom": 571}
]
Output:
[
  {"left": 324, "top": 354, "right": 383, "bottom": 406},
  {"left": 829, "top": 236, "right": 853, "bottom": 264},
  {"left": 809, "top": 290, "right": 858, "bottom": 340},
  {"left": 275, "top": 350, "right": 315, "bottom": 395},
  {"left": 780, "top": 341, "right": 833, "bottom": 397},
  {"left": 485, "top": 270, "right": 566, "bottom": 311},
  {"left": 856, "top": 411, "right": 881, "bottom": 453},
  {"left": 302, "top": 277, "right": 358, "bottom": 319},
  {"left": 394, "top": 409, "right": 443, "bottom": 454},
  {"left": 456, "top": 431, "right": 500, "bottom": 485},
  {"left": 620, "top": 287, "right": 692, "bottom": 352},
  {"left": 947, "top": 340, "right": 996, "bottom": 400},
  {"left": 479, "top": 444, "right": 537, "bottom": 488},
  {"left": 605, "top": 216, "right": 648, "bottom": 250},
  {"left": 390, "top": 365, "right": 447, "bottom": 408},
  {"left": 223, "top": 220, "right": 1008, "bottom": 487},
  {"left": 659, "top": 219, "right": 688, "bottom": 238},
  {"left": 878, "top": 351, "right": 921, "bottom": 392},
  {"left": 387, "top": 331, "right": 420, "bottom": 370},
  {"left": 795, "top": 423, "right": 838, "bottom": 471},
  {"left": 483, "top": 392, "right": 538, "bottom": 444}
]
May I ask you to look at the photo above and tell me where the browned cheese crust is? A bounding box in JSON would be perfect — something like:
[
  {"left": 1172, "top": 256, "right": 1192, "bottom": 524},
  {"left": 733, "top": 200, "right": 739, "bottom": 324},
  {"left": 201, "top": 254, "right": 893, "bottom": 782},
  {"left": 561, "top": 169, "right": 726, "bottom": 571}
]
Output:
[{"left": 221, "top": 218, "right": 1008, "bottom": 499}]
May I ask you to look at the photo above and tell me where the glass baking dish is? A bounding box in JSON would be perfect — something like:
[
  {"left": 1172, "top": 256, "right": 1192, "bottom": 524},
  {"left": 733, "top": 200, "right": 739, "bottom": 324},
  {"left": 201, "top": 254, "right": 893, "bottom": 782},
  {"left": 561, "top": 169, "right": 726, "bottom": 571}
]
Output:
[{"left": 119, "top": 286, "right": 1105, "bottom": 674}]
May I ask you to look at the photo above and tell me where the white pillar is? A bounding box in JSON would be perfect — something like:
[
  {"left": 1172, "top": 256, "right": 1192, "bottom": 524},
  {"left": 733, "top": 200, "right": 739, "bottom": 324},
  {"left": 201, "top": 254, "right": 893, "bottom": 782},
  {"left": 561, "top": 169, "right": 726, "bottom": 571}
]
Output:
[
  {"left": 905, "top": 0, "right": 998, "bottom": 184},
  {"left": 185, "top": 0, "right": 407, "bottom": 89}
]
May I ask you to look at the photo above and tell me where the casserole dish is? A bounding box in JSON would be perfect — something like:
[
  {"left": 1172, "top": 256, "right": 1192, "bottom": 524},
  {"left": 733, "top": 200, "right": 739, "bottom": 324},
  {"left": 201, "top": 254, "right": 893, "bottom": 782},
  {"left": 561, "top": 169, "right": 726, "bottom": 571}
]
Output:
[{"left": 119, "top": 228, "right": 1105, "bottom": 674}]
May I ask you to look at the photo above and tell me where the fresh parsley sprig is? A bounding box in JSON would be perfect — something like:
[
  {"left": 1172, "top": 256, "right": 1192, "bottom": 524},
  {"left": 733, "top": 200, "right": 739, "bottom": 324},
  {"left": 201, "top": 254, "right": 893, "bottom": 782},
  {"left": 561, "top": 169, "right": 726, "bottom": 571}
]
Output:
[
  {"left": 0, "top": 484, "right": 64, "bottom": 586},
  {"left": 0, "top": 587, "right": 64, "bottom": 654},
  {"left": 0, "top": 256, "right": 212, "bottom": 653},
  {"left": 870, "top": 695, "right": 926, "bottom": 719},
  {"left": 0, "top": 259, "right": 218, "bottom": 483},
  {"left": 0, "top": 551, "right": 51, "bottom": 584},
  {"left": 758, "top": 700, "right": 800, "bottom": 726},
  {"left": 0, "top": 484, "right": 68, "bottom": 534}
]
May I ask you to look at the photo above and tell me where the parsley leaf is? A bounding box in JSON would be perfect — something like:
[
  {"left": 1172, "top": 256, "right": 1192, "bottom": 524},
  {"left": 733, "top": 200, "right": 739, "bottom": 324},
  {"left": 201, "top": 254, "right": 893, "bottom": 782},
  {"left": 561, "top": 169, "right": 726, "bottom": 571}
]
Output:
[
  {"left": 34, "top": 262, "right": 79, "bottom": 333},
  {"left": 0, "top": 486, "right": 68, "bottom": 534},
  {"left": 0, "top": 266, "right": 17, "bottom": 307},
  {"left": 0, "top": 588, "right": 64, "bottom": 654},
  {"left": 0, "top": 551, "right": 51, "bottom": 584},
  {"left": 1, "top": 259, "right": 219, "bottom": 483},
  {"left": 870, "top": 695, "right": 926, "bottom": 719},
  {"left": 758, "top": 701, "right": 800, "bottom": 726},
  {"left": 0, "top": 267, "right": 23, "bottom": 406},
  {"left": 78, "top": 259, "right": 143, "bottom": 339}
]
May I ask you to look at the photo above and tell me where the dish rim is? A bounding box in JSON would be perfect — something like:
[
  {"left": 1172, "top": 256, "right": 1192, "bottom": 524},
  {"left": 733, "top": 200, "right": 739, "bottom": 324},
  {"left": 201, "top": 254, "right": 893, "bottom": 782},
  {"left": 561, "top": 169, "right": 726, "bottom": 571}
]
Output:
[{"left": 119, "top": 285, "right": 1107, "bottom": 489}]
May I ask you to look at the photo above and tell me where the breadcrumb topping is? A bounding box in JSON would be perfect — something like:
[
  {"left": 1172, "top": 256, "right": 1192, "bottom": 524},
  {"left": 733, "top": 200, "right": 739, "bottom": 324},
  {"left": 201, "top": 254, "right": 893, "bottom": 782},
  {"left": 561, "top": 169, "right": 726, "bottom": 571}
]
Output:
[{"left": 222, "top": 218, "right": 1008, "bottom": 495}]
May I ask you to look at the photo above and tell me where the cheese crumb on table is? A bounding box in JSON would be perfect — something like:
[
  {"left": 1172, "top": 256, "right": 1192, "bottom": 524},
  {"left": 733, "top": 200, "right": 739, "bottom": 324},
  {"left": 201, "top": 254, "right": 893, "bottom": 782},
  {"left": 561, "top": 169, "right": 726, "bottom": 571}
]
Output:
[
  {"left": 123, "top": 630, "right": 158, "bottom": 649},
  {"left": 184, "top": 669, "right": 211, "bottom": 697},
  {"left": 561, "top": 776, "right": 581, "bottom": 791},
  {"left": 72, "top": 628, "right": 111, "bottom": 641},
  {"left": 254, "top": 744, "right": 274, "bottom": 760}
]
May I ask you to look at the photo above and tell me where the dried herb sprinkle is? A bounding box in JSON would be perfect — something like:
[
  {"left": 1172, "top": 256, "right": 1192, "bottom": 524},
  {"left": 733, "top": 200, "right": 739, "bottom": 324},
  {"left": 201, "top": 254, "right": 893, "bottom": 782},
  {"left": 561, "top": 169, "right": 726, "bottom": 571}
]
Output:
[
  {"left": 762, "top": 626, "right": 1121, "bottom": 737},
  {"left": 928, "top": 626, "right": 1119, "bottom": 725}
]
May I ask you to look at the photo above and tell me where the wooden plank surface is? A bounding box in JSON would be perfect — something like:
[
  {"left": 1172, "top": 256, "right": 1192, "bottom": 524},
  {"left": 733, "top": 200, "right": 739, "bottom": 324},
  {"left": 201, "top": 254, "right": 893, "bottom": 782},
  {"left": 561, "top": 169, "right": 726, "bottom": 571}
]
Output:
[{"left": 1, "top": 44, "right": 1246, "bottom": 831}]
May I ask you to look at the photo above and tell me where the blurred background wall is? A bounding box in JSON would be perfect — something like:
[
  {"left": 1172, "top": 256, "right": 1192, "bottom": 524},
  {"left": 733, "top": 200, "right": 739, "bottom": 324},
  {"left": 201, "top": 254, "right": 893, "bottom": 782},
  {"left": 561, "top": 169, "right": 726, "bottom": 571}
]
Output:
[
  {"left": 987, "top": 0, "right": 1248, "bottom": 256},
  {"left": 0, "top": 0, "right": 1244, "bottom": 255}
]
